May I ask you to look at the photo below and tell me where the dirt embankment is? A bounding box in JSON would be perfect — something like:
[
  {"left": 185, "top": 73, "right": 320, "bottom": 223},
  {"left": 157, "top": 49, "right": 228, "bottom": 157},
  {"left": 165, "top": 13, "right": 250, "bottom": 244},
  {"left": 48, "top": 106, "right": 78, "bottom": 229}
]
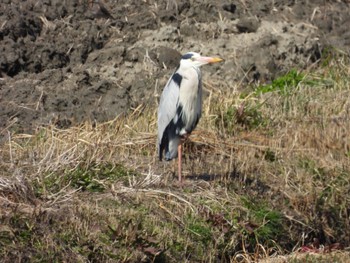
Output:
[{"left": 0, "top": 0, "right": 349, "bottom": 134}]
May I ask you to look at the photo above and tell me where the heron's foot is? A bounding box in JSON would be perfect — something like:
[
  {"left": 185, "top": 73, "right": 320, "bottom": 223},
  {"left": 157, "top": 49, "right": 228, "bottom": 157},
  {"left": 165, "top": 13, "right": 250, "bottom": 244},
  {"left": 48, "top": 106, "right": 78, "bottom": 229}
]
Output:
[
  {"left": 173, "top": 177, "right": 193, "bottom": 188},
  {"left": 172, "top": 178, "right": 185, "bottom": 188},
  {"left": 173, "top": 181, "right": 182, "bottom": 188}
]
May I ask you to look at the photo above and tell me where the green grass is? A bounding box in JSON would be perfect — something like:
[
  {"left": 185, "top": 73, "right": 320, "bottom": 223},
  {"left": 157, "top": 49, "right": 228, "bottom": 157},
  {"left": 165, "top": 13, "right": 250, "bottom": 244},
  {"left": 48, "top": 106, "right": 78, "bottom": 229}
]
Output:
[
  {"left": 255, "top": 69, "right": 304, "bottom": 95},
  {"left": 217, "top": 69, "right": 308, "bottom": 136},
  {"left": 34, "top": 162, "right": 138, "bottom": 197},
  {"left": 241, "top": 197, "right": 284, "bottom": 248},
  {"left": 66, "top": 162, "right": 136, "bottom": 192},
  {"left": 216, "top": 99, "right": 267, "bottom": 136}
]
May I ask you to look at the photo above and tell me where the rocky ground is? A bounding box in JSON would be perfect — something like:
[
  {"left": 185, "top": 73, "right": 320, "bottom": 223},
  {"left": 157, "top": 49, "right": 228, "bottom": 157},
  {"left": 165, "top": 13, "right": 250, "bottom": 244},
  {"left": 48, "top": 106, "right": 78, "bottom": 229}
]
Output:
[{"left": 0, "top": 0, "right": 349, "bottom": 134}]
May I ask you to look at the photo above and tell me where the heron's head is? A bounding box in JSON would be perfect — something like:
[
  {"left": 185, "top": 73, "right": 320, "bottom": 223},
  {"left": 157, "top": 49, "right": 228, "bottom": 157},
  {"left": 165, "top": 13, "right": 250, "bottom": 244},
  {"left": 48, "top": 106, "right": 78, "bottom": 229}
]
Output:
[{"left": 180, "top": 52, "right": 223, "bottom": 68}]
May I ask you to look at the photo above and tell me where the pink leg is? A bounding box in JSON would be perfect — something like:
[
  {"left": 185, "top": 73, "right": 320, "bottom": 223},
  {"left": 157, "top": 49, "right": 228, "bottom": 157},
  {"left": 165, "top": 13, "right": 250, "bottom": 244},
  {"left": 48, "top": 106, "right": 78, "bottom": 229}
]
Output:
[{"left": 178, "top": 142, "right": 182, "bottom": 182}]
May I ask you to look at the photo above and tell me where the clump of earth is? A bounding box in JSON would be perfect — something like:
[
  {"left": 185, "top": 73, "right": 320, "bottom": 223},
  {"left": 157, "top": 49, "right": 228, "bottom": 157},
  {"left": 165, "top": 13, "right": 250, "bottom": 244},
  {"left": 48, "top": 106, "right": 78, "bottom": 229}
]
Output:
[{"left": 0, "top": 0, "right": 349, "bottom": 134}]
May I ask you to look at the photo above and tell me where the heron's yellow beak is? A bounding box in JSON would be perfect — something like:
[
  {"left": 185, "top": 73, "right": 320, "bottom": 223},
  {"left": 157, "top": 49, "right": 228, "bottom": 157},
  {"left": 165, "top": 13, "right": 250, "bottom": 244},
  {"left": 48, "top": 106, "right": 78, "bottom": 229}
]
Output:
[
  {"left": 208, "top": 57, "right": 224, "bottom": 63},
  {"left": 198, "top": 56, "right": 224, "bottom": 64}
]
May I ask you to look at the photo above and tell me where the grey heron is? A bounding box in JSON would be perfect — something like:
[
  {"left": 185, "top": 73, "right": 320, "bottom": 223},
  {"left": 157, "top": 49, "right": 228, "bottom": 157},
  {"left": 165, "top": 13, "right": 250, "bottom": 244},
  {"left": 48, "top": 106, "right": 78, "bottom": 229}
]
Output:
[{"left": 157, "top": 52, "right": 223, "bottom": 182}]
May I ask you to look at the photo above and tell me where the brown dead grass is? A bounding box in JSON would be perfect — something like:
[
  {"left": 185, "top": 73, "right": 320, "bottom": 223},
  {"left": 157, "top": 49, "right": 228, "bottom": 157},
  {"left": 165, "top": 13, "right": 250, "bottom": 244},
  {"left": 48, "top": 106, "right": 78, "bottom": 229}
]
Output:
[{"left": 1, "top": 51, "right": 350, "bottom": 262}]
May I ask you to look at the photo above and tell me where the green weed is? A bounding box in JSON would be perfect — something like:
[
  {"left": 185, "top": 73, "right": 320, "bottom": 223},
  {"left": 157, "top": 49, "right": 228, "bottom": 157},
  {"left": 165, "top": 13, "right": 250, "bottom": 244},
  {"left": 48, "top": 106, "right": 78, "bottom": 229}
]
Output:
[
  {"left": 188, "top": 221, "right": 212, "bottom": 245},
  {"left": 66, "top": 162, "right": 129, "bottom": 192},
  {"left": 218, "top": 100, "right": 267, "bottom": 135},
  {"left": 255, "top": 69, "right": 304, "bottom": 95},
  {"left": 241, "top": 197, "right": 284, "bottom": 247},
  {"left": 37, "top": 162, "right": 138, "bottom": 194}
]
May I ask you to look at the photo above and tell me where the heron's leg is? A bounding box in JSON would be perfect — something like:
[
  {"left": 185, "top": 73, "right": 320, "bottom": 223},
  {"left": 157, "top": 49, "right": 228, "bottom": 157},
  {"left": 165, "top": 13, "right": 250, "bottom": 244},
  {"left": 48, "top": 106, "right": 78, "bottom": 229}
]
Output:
[
  {"left": 178, "top": 142, "right": 182, "bottom": 182},
  {"left": 177, "top": 133, "right": 190, "bottom": 183}
]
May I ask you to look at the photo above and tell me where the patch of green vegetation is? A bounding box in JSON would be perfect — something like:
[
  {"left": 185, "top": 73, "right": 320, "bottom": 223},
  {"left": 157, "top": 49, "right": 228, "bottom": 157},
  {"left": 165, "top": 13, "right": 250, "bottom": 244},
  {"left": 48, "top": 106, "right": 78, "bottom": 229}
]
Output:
[
  {"left": 220, "top": 105, "right": 235, "bottom": 134},
  {"left": 315, "top": 170, "right": 350, "bottom": 235},
  {"left": 0, "top": 228, "right": 13, "bottom": 246},
  {"left": 241, "top": 197, "right": 284, "bottom": 247},
  {"left": 33, "top": 162, "right": 138, "bottom": 196},
  {"left": 298, "top": 157, "right": 326, "bottom": 181},
  {"left": 187, "top": 221, "right": 212, "bottom": 245},
  {"left": 105, "top": 217, "right": 165, "bottom": 261},
  {"left": 255, "top": 69, "right": 304, "bottom": 95},
  {"left": 237, "top": 102, "right": 267, "bottom": 129},
  {"left": 0, "top": 202, "right": 162, "bottom": 263},
  {"left": 0, "top": 212, "right": 67, "bottom": 262},
  {"left": 263, "top": 148, "right": 277, "bottom": 162},
  {"left": 219, "top": 101, "right": 267, "bottom": 134},
  {"left": 318, "top": 46, "right": 350, "bottom": 86},
  {"left": 321, "top": 46, "right": 339, "bottom": 68},
  {"left": 67, "top": 162, "right": 130, "bottom": 192},
  {"left": 10, "top": 215, "right": 34, "bottom": 243},
  {"left": 33, "top": 172, "right": 61, "bottom": 197}
]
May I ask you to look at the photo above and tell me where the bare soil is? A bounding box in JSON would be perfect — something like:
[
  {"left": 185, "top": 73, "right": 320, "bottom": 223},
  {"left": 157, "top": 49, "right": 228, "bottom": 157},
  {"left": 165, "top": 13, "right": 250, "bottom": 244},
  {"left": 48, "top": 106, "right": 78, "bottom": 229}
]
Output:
[{"left": 0, "top": 0, "right": 349, "bottom": 134}]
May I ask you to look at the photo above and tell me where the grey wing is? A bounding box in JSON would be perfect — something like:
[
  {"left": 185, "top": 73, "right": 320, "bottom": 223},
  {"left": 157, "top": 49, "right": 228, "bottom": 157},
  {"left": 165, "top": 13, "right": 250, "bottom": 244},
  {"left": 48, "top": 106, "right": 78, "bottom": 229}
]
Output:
[{"left": 157, "top": 77, "right": 179, "bottom": 146}]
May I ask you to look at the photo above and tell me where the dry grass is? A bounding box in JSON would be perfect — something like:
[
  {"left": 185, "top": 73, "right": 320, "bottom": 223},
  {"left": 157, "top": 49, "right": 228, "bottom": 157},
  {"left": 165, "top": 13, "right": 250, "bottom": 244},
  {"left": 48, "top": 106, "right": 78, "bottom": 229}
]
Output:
[{"left": 1, "top": 51, "right": 350, "bottom": 262}]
